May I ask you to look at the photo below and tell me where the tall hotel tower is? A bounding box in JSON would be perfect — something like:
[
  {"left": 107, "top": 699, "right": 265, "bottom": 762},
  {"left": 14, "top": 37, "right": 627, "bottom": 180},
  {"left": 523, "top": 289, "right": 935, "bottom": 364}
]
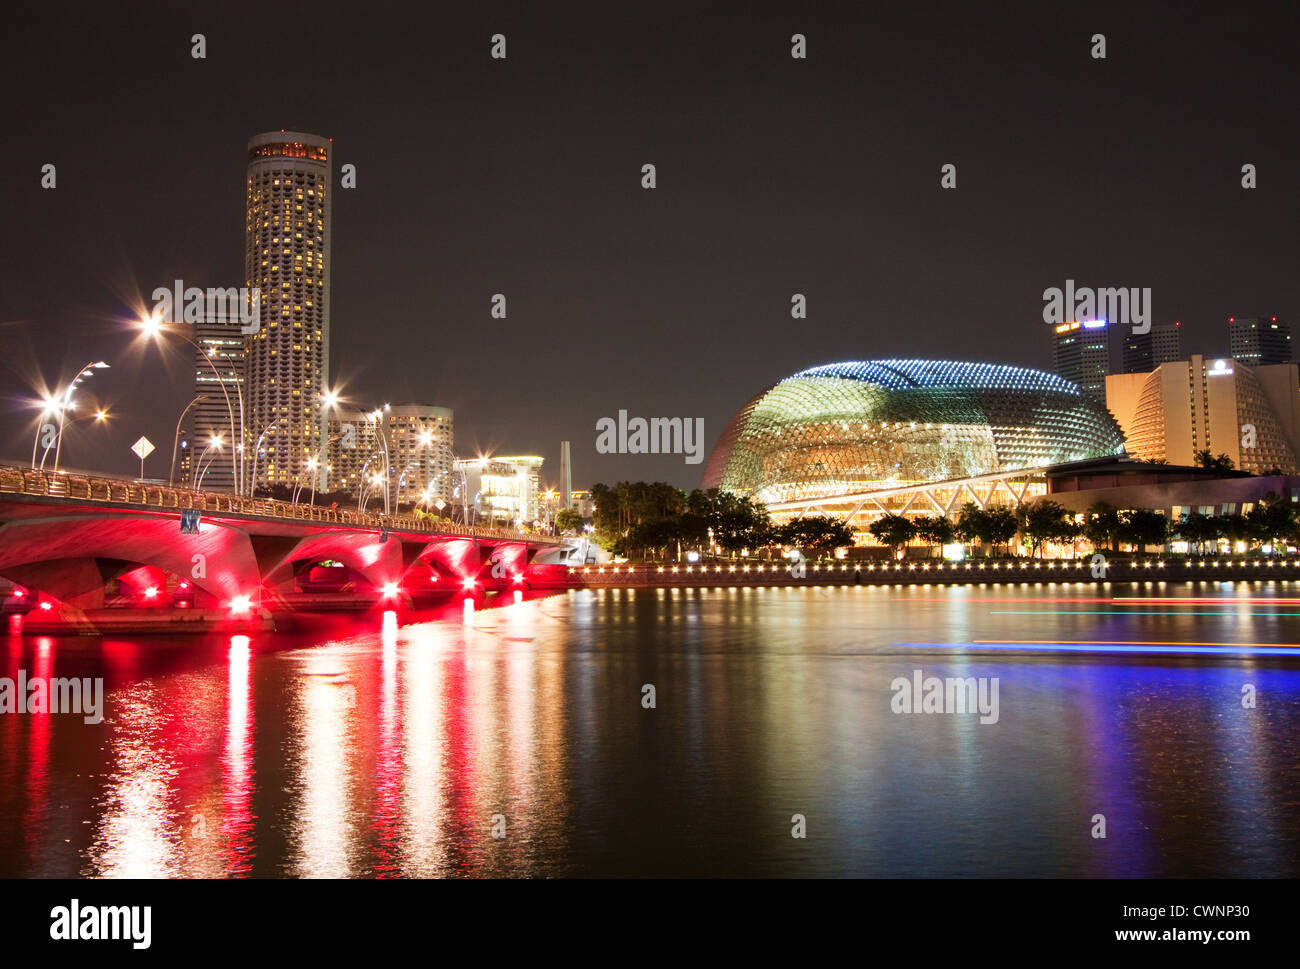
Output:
[{"left": 244, "top": 131, "right": 332, "bottom": 491}]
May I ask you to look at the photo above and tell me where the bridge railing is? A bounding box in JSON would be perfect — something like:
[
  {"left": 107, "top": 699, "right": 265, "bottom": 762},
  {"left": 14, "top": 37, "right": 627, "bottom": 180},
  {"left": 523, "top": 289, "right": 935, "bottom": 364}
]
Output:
[{"left": 0, "top": 465, "right": 561, "bottom": 545}]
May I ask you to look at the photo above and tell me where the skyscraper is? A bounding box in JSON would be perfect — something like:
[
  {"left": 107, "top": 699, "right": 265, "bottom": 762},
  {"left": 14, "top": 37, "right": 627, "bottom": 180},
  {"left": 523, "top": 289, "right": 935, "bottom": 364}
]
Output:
[
  {"left": 325, "top": 405, "right": 454, "bottom": 506},
  {"left": 1229, "top": 316, "right": 1291, "bottom": 366},
  {"left": 244, "top": 131, "right": 332, "bottom": 492},
  {"left": 1121, "top": 320, "right": 1182, "bottom": 374},
  {"left": 191, "top": 319, "right": 246, "bottom": 491},
  {"left": 1051, "top": 319, "right": 1110, "bottom": 404}
]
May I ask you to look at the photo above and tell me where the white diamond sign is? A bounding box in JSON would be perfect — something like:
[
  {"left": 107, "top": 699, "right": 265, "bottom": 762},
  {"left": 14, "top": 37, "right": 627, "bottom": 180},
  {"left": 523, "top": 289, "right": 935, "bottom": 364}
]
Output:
[{"left": 131, "top": 436, "right": 155, "bottom": 460}]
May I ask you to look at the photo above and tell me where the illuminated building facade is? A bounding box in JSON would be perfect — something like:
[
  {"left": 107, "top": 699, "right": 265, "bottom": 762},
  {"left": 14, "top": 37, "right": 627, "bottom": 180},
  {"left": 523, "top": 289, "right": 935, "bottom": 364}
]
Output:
[
  {"left": 324, "top": 405, "right": 454, "bottom": 505},
  {"left": 1121, "top": 320, "right": 1182, "bottom": 374},
  {"left": 191, "top": 320, "right": 246, "bottom": 491},
  {"left": 1105, "top": 355, "right": 1300, "bottom": 473},
  {"left": 244, "top": 131, "right": 332, "bottom": 490},
  {"left": 1051, "top": 319, "right": 1110, "bottom": 404},
  {"left": 386, "top": 405, "right": 454, "bottom": 506},
  {"left": 703, "top": 360, "right": 1125, "bottom": 536},
  {"left": 455, "top": 455, "right": 544, "bottom": 527},
  {"left": 1229, "top": 316, "right": 1291, "bottom": 366}
]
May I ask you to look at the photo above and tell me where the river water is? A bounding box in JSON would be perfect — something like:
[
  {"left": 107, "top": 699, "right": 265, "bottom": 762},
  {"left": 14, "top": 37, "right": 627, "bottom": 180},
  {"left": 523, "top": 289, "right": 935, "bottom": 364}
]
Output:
[{"left": 2, "top": 582, "right": 1298, "bottom": 877}]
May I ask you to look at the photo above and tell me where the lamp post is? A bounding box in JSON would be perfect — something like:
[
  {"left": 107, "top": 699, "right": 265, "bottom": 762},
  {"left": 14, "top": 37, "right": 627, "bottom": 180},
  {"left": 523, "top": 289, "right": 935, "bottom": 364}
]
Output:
[
  {"left": 49, "top": 360, "right": 109, "bottom": 472},
  {"left": 138, "top": 314, "right": 243, "bottom": 495},
  {"left": 361, "top": 407, "right": 391, "bottom": 516},
  {"left": 244, "top": 417, "right": 286, "bottom": 497},
  {"left": 192, "top": 435, "right": 224, "bottom": 489},
  {"left": 169, "top": 395, "right": 208, "bottom": 486},
  {"left": 35, "top": 407, "right": 109, "bottom": 472},
  {"left": 31, "top": 396, "right": 61, "bottom": 469}
]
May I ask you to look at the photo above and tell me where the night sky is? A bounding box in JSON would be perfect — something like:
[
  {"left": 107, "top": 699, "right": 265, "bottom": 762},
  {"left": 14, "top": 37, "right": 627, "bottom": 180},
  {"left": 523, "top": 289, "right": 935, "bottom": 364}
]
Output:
[{"left": 1, "top": 1, "right": 1296, "bottom": 489}]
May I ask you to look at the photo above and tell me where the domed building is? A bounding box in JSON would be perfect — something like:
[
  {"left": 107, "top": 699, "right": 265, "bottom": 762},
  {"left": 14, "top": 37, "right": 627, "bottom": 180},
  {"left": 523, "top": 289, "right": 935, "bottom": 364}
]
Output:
[{"left": 703, "top": 360, "right": 1125, "bottom": 517}]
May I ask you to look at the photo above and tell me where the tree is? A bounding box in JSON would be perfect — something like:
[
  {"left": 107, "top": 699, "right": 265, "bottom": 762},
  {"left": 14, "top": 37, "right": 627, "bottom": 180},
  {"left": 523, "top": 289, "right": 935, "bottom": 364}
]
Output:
[
  {"left": 1119, "top": 508, "right": 1169, "bottom": 553},
  {"left": 869, "top": 513, "right": 916, "bottom": 557},
  {"left": 985, "top": 507, "right": 1019, "bottom": 556},
  {"left": 1245, "top": 492, "right": 1296, "bottom": 553},
  {"left": 1176, "top": 512, "right": 1220, "bottom": 556},
  {"left": 954, "top": 502, "right": 989, "bottom": 556},
  {"left": 913, "top": 515, "right": 955, "bottom": 555},
  {"left": 554, "top": 508, "right": 584, "bottom": 534},
  {"left": 1017, "top": 499, "right": 1074, "bottom": 557},
  {"left": 1083, "top": 502, "right": 1121, "bottom": 553},
  {"left": 1194, "top": 449, "right": 1235, "bottom": 472},
  {"left": 780, "top": 515, "right": 854, "bottom": 556}
]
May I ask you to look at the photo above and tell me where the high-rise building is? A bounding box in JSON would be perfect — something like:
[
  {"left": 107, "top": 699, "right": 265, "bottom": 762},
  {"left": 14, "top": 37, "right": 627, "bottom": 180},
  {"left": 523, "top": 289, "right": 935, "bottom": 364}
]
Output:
[
  {"left": 386, "top": 405, "right": 454, "bottom": 506},
  {"left": 244, "top": 131, "right": 332, "bottom": 492},
  {"left": 325, "top": 405, "right": 454, "bottom": 506},
  {"left": 1051, "top": 320, "right": 1110, "bottom": 404},
  {"left": 325, "top": 407, "right": 381, "bottom": 500},
  {"left": 1121, "top": 320, "right": 1182, "bottom": 374},
  {"left": 1105, "top": 355, "right": 1300, "bottom": 473},
  {"left": 190, "top": 319, "right": 246, "bottom": 491},
  {"left": 1229, "top": 316, "right": 1291, "bottom": 366}
]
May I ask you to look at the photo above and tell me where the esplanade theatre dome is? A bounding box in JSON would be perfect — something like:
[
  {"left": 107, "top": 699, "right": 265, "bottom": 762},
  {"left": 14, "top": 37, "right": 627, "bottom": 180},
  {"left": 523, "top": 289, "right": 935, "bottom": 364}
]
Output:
[{"left": 702, "top": 360, "right": 1125, "bottom": 505}]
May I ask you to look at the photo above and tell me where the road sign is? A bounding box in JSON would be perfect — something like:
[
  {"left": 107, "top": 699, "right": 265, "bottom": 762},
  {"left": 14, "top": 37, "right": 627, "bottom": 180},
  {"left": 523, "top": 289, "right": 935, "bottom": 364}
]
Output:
[
  {"left": 434, "top": 500, "right": 446, "bottom": 511},
  {"left": 132, "top": 436, "right": 155, "bottom": 480}
]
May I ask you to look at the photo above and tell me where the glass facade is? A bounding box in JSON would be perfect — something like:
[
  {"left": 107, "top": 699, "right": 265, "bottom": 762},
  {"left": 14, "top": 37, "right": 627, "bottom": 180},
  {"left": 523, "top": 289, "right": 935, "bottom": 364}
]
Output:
[{"left": 702, "top": 360, "right": 1126, "bottom": 505}]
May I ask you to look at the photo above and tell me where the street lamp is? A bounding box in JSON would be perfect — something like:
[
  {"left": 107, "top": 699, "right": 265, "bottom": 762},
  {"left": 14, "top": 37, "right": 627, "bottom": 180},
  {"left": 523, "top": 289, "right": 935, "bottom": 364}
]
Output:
[
  {"left": 306, "top": 388, "right": 343, "bottom": 499},
  {"left": 41, "top": 360, "right": 109, "bottom": 472},
  {"left": 137, "top": 312, "right": 243, "bottom": 494},
  {"left": 192, "top": 434, "right": 224, "bottom": 489},
  {"left": 31, "top": 394, "right": 62, "bottom": 469},
  {"left": 169, "top": 395, "right": 208, "bottom": 486},
  {"left": 36, "top": 405, "right": 109, "bottom": 471},
  {"left": 360, "top": 407, "right": 391, "bottom": 516}
]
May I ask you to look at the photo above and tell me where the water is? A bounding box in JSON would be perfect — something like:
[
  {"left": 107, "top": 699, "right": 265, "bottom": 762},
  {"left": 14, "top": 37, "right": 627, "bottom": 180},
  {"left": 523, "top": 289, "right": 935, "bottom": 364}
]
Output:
[{"left": 2, "top": 582, "right": 1299, "bottom": 877}]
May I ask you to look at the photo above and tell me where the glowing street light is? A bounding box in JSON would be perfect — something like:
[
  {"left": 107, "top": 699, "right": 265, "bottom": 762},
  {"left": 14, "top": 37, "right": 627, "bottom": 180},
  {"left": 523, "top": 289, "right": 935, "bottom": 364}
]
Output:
[
  {"left": 32, "top": 360, "right": 109, "bottom": 471},
  {"left": 136, "top": 311, "right": 243, "bottom": 493}
]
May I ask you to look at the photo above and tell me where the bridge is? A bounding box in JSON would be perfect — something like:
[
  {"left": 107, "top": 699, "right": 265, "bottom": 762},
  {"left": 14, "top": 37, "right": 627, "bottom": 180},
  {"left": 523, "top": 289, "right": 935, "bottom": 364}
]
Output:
[{"left": 0, "top": 465, "right": 573, "bottom": 627}]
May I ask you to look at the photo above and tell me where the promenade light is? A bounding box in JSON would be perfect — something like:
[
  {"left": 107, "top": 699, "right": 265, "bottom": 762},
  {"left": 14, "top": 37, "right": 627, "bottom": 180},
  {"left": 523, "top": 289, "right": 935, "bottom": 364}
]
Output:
[
  {"left": 381, "top": 582, "right": 400, "bottom": 597},
  {"left": 230, "top": 595, "right": 252, "bottom": 614}
]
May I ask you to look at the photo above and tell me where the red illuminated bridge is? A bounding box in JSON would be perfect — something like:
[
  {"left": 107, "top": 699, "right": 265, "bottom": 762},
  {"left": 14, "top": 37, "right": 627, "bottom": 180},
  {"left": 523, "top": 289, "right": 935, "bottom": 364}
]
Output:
[{"left": 0, "top": 466, "right": 575, "bottom": 630}]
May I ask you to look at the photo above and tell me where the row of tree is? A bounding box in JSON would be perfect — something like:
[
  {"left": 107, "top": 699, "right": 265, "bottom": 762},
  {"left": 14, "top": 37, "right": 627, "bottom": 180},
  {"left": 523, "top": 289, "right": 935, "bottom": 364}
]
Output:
[
  {"left": 871, "top": 493, "right": 1300, "bottom": 557},
  {"left": 590, "top": 482, "right": 853, "bottom": 559}
]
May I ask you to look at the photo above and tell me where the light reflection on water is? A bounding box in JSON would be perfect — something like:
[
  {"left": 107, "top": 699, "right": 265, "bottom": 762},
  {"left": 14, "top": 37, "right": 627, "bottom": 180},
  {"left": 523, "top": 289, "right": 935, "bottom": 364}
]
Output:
[{"left": 1, "top": 583, "right": 1299, "bottom": 877}]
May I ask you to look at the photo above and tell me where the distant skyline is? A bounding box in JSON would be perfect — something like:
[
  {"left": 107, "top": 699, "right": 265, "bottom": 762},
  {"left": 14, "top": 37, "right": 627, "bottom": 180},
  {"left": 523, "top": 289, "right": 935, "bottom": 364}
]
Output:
[{"left": 2, "top": 1, "right": 1297, "bottom": 489}]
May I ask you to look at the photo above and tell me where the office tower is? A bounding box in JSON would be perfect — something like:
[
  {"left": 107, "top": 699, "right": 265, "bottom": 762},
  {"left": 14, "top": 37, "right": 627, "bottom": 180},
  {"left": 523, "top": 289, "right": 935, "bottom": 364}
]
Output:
[
  {"left": 1121, "top": 320, "right": 1182, "bottom": 374},
  {"left": 1229, "top": 316, "right": 1291, "bottom": 366},
  {"left": 1051, "top": 319, "right": 1110, "bottom": 404},
  {"left": 385, "top": 405, "right": 455, "bottom": 506},
  {"left": 325, "top": 405, "right": 454, "bottom": 506},
  {"left": 189, "top": 319, "right": 246, "bottom": 491},
  {"left": 1105, "top": 355, "right": 1300, "bottom": 473},
  {"left": 244, "top": 131, "right": 332, "bottom": 492}
]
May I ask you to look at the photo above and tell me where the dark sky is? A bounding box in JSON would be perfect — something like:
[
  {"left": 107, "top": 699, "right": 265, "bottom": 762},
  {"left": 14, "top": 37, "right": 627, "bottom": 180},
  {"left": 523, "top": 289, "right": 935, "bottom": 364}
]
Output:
[{"left": 2, "top": 0, "right": 1297, "bottom": 489}]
